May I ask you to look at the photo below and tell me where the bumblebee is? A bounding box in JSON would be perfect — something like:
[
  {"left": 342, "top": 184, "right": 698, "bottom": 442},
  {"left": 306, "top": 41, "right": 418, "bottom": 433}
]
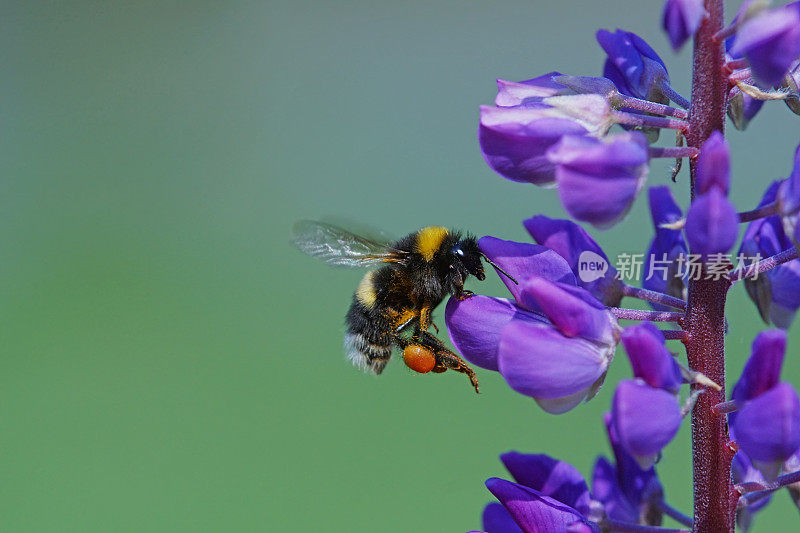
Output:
[{"left": 291, "top": 221, "right": 515, "bottom": 393}]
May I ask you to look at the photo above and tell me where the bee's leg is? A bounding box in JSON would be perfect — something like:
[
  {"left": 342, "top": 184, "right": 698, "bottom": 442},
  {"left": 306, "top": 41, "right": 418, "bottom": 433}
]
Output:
[
  {"left": 418, "top": 305, "right": 433, "bottom": 333},
  {"left": 432, "top": 348, "right": 480, "bottom": 393},
  {"left": 456, "top": 289, "right": 474, "bottom": 301},
  {"left": 415, "top": 332, "right": 479, "bottom": 393}
]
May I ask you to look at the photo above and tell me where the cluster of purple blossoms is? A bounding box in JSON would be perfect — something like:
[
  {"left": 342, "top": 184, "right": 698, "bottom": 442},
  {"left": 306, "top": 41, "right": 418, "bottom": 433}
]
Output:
[{"left": 444, "top": 1, "right": 800, "bottom": 531}]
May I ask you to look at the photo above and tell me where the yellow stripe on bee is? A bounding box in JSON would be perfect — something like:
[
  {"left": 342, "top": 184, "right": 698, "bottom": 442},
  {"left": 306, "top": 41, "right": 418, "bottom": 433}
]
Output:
[
  {"left": 416, "top": 226, "right": 449, "bottom": 261},
  {"left": 356, "top": 271, "right": 377, "bottom": 307}
]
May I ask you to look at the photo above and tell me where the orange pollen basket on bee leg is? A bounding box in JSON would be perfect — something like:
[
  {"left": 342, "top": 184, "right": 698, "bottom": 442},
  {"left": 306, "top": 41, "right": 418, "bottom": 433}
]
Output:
[{"left": 402, "top": 345, "right": 437, "bottom": 374}]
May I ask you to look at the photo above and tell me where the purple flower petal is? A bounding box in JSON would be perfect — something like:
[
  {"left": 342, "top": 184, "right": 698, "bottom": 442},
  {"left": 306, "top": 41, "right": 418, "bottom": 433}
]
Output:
[
  {"left": 516, "top": 277, "right": 617, "bottom": 347},
  {"left": 485, "top": 478, "right": 590, "bottom": 533},
  {"left": 611, "top": 380, "right": 682, "bottom": 468},
  {"left": 732, "top": 329, "right": 787, "bottom": 403},
  {"left": 596, "top": 29, "right": 669, "bottom": 101},
  {"left": 684, "top": 188, "right": 739, "bottom": 259},
  {"left": 695, "top": 131, "right": 731, "bottom": 196},
  {"left": 498, "top": 320, "right": 611, "bottom": 412},
  {"left": 483, "top": 502, "right": 523, "bottom": 533},
  {"left": 768, "top": 259, "right": 800, "bottom": 328},
  {"left": 499, "top": 452, "right": 592, "bottom": 516},
  {"left": 523, "top": 215, "right": 623, "bottom": 306},
  {"left": 778, "top": 144, "right": 800, "bottom": 243},
  {"left": 734, "top": 382, "right": 800, "bottom": 464},
  {"left": 548, "top": 133, "right": 649, "bottom": 229},
  {"left": 479, "top": 105, "right": 589, "bottom": 185},
  {"left": 662, "top": 0, "right": 705, "bottom": 51},
  {"left": 478, "top": 236, "right": 577, "bottom": 302},
  {"left": 621, "top": 322, "right": 683, "bottom": 392},
  {"left": 643, "top": 186, "right": 688, "bottom": 309},
  {"left": 727, "top": 86, "right": 765, "bottom": 130},
  {"left": 445, "top": 295, "right": 547, "bottom": 372},
  {"left": 495, "top": 73, "right": 567, "bottom": 107},
  {"left": 591, "top": 457, "right": 638, "bottom": 523},
  {"left": 731, "top": 5, "right": 800, "bottom": 87}
]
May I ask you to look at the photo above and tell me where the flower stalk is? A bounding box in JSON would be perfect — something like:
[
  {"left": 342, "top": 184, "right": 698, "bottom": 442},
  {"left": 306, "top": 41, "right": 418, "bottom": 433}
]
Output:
[{"left": 683, "top": 2, "right": 735, "bottom": 530}]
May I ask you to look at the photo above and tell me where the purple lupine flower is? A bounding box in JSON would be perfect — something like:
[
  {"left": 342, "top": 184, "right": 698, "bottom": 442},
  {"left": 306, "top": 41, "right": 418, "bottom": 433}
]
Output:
[
  {"left": 684, "top": 187, "right": 739, "bottom": 259},
  {"left": 694, "top": 132, "right": 730, "bottom": 195},
  {"left": 610, "top": 323, "right": 684, "bottom": 468},
  {"left": 739, "top": 180, "right": 800, "bottom": 328},
  {"left": 484, "top": 477, "right": 599, "bottom": 533},
  {"left": 662, "top": 0, "right": 705, "bottom": 51},
  {"left": 685, "top": 134, "right": 739, "bottom": 259},
  {"left": 495, "top": 72, "right": 571, "bottom": 107},
  {"left": 523, "top": 215, "right": 624, "bottom": 306},
  {"left": 730, "top": 330, "right": 800, "bottom": 479},
  {"left": 596, "top": 29, "right": 671, "bottom": 103},
  {"left": 777, "top": 143, "right": 800, "bottom": 247},
  {"left": 445, "top": 236, "right": 619, "bottom": 414},
  {"left": 732, "top": 451, "right": 772, "bottom": 532},
  {"left": 475, "top": 452, "right": 600, "bottom": 533},
  {"left": 781, "top": 61, "right": 800, "bottom": 115},
  {"left": 546, "top": 132, "right": 649, "bottom": 229},
  {"left": 727, "top": 85, "right": 765, "bottom": 130},
  {"left": 730, "top": 4, "right": 800, "bottom": 87},
  {"left": 592, "top": 413, "right": 664, "bottom": 525},
  {"left": 643, "top": 187, "right": 688, "bottom": 310},
  {"left": 478, "top": 105, "right": 589, "bottom": 185}
]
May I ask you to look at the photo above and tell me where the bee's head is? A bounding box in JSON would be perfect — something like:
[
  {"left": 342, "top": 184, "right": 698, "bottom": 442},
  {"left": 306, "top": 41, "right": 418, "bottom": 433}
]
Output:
[{"left": 451, "top": 236, "right": 485, "bottom": 281}]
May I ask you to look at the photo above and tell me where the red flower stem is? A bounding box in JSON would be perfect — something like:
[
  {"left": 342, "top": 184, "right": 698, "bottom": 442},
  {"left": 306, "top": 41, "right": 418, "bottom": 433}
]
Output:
[
  {"left": 608, "top": 308, "right": 684, "bottom": 322},
  {"left": 737, "top": 201, "right": 778, "bottom": 222},
  {"left": 728, "top": 247, "right": 799, "bottom": 283},
  {"left": 725, "top": 58, "right": 749, "bottom": 71},
  {"left": 736, "top": 468, "right": 800, "bottom": 495},
  {"left": 684, "top": 2, "right": 735, "bottom": 531},
  {"left": 621, "top": 284, "right": 687, "bottom": 309},
  {"left": 711, "top": 399, "right": 739, "bottom": 415},
  {"left": 619, "top": 95, "right": 690, "bottom": 118},
  {"left": 728, "top": 68, "right": 752, "bottom": 82},
  {"left": 649, "top": 146, "right": 699, "bottom": 159},
  {"left": 612, "top": 111, "right": 690, "bottom": 131},
  {"left": 662, "top": 329, "right": 690, "bottom": 341},
  {"left": 660, "top": 82, "right": 692, "bottom": 109}
]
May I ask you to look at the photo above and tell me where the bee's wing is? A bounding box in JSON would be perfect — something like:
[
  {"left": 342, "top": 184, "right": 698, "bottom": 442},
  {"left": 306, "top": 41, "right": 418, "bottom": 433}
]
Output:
[{"left": 291, "top": 220, "right": 408, "bottom": 268}]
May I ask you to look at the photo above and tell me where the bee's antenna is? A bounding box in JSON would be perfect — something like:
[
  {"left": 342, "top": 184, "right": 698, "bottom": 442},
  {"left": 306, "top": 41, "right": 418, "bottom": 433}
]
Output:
[{"left": 480, "top": 253, "right": 518, "bottom": 285}]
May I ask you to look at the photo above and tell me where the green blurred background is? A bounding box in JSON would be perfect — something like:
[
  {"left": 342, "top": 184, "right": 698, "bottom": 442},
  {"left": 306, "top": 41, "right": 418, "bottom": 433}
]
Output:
[{"left": 2, "top": 0, "right": 798, "bottom": 531}]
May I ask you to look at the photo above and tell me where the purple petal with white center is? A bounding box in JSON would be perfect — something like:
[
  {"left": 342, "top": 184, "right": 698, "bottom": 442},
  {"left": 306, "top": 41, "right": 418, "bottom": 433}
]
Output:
[
  {"left": 695, "top": 131, "right": 731, "bottom": 196},
  {"left": 611, "top": 380, "right": 682, "bottom": 468},
  {"left": 479, "top": 105, "right": 589, "bottom": 185},
  {"left": 523, "top": 215, "right": 623, "bottom": 306},
  {"left": 734, "top": 382, "right": 800, "bottom": 464},
  {"left": 495, "top": 72, "right": 567, "bottom": 107},
  {"left": 478, "top": 236, "right": 577, "bottom": 302},
  {"left": 732, "top": 329, "right": 787, "bottom": 403},
  {"left": 684, "top": 188, "right": 739, "bottom": 259},
  {"left": 485, "top": 478, "right": 591, "bottom": 533},
  {"left": 548, "top": 133, "right": 649, "bottom": 229},
  {"left": 498, "top": 320, "right": 610, "bottom": 410},
  {"left": 621, "top": 322, "right": 683, "bottom": 392},
  {"left": 516, "top": 277, "right": 617, "bottom": 347},
  {"left": 445, "top": 295, "right": 547, "bottom": 372},
  {"left": 731, "top": 5, "right": 800, "bottom": 87},
  {"left": 662, "top": 0, "right": 705, "bottom": 50},
  {"left": 500, "top": 452, "right": 592, "bottom": 516},
  {"left": 482, "top": 502, "right": 523, "bottom": 533},
  {"left": 591, "top": 456, "right": 638, "bottom": 523}
]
